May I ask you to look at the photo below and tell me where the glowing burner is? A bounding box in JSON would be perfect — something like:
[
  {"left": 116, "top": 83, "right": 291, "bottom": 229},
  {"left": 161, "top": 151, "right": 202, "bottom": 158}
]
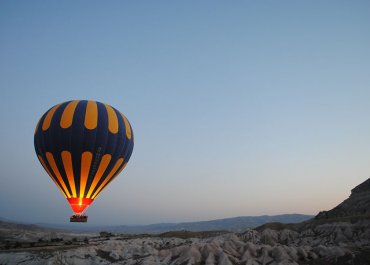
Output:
[{"left": 67, "top": 198, "right": 94, "bottom": 215}]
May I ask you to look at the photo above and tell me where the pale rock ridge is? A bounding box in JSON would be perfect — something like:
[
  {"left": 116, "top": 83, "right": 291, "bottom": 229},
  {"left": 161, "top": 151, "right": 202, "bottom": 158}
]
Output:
[
  {"left": 1, "top": 178, "right": 369, "bottom": 264},
  {"left": 0, "top": 231, "right": 362, "bottom": 265},
  {"left": 316, "top": 178, "right": 370, "bottom": 219}
]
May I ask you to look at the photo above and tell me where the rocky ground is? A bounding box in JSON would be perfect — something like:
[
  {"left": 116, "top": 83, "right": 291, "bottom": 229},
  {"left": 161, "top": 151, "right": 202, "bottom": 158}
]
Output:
[
  {"left": 0, "top": 178, "right": 369, "bottom": 264},
  {"left": 0, "top": 224, "right": 369, "bottom": 265}
]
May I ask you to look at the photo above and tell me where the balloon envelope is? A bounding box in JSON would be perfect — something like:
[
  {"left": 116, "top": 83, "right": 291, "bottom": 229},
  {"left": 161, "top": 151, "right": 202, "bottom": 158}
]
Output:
[{"left": 34, "top": 100, "right": 134, "bottom": 215}]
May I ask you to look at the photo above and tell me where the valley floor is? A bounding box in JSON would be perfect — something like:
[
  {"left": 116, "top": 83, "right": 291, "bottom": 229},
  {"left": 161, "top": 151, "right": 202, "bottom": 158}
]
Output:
[{"left": 1, "top": 223, "right": 370, "bottom": 265}]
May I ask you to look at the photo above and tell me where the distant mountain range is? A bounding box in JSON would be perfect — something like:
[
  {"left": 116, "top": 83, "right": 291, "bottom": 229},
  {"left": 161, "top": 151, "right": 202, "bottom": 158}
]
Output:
[
  {"left": 2, "top": 178, "right": 370, "bottom": 264},
  {"left": 36, "top": 214, "right": 313, "bottom": 234}
]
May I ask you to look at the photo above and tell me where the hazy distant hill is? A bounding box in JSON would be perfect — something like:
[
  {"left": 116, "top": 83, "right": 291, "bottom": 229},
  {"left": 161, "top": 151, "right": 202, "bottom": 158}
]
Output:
[
  {"left": 0, "top": 214, "right": 313, "bottom": 240},
  {"left": 37, "top": 214, "right": 313, "bottom": 234},
  {"left": 0, "top": 220, "right": 92, "bottom": 242},
  {"left": 2, "top": 180, "right": 370, "bottom": 265},
  {"left": 109, "top": 214, "right": 314, "bottom": 234}
]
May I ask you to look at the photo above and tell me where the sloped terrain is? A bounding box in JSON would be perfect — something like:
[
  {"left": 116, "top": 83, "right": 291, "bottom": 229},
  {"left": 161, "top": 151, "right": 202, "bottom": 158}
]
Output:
[
  {"left": 0, "top": 220, "right": 95, "bottom": 243},
  {"left": 315, "top": 178, "right": 370, "bottom": 220},
  {"left": 0, "top": 178, "right": 369, "bottom": 264},
  {"left": 1, "top": 228, "right": 369, "bottom": 265}
]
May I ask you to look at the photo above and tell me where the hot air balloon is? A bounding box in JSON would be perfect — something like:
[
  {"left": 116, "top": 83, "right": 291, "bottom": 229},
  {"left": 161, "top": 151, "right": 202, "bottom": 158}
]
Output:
[{"left": 34, "top": 100, "right": 134, "bottom": 222}]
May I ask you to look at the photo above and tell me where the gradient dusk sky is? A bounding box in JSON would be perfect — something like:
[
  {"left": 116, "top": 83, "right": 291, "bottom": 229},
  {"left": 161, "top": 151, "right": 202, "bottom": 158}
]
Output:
[{"left": 1, "top": 1, "right": 370, "bottom": 225}]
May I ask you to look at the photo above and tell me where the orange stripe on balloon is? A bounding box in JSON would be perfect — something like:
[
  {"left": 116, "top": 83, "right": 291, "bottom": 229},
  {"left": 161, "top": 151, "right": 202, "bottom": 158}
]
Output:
[
  {"left": 45, "top": 152, "right": 71, "bottom": 198},
  {"left": 84, "top": 101, "right": 98, "bottom": 130},
  {"left": 114, "top": 162, "right": 127, "bottom": 181},
  {"left": 42, "top": 104, "right": 61, "bottom": 131},
  {"left": 38, "top": 155, "right": 67, "bottom": 198},
  {"left": 120, "top": 112, "right": 132, "bottom": 139},
  {"left": 80, "top": 151, "right": 92, "bottom": 198},
  {"left": 61, "top": 151, "right": 77, "bottom": 197},
  {"left": 60, "top": 100, "right": 79, "bottom": 129},
  {"left": 93, "top": 162, "right": 127, "bottom": 199},
  {"left": 91, "top": 158, "right": 124, "bottom": 199},
  {"left": 105, "top": 104, "right": 118, "bottom": 134},
  {"left": 86, "top": 154, "right": 112, "bottom": 198}
]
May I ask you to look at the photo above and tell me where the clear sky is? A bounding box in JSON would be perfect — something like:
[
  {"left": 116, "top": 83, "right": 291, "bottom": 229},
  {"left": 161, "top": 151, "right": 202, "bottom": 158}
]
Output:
[{"left": 0, "top": 1, "right": 370, "bottom": 225}]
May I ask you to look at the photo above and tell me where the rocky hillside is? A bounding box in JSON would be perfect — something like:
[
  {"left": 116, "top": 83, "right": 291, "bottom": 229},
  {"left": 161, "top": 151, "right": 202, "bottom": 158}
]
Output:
[
  {"left": 315, "top": 178, "right": 370, "bottom": 220},
  {"left": 0, "top": 178, "right": 369, "bottom": 265},
  {"left": 1, "top": 225, "right": 369, "bottom": 265},
  {"left": 0, "top": 220, "right": 95, "bottom": 243}
]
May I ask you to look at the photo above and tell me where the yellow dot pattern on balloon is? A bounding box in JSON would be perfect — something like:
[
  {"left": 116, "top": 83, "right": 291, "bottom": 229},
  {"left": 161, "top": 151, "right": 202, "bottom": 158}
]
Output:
[
  {"left": 61, "top": 151, "right": 77, "bottom": 198},
  {"left": 60, "top": 100, "right": 80, "bottom": 129},
  {"left": 84, "top": 101, "right": 98, "bottom": 130},
  {"left": 80, "top": 151, "right": 92, "bottom": 198},
  {"left": 38, "top": 155, "right": 67, "bottom": 198},
  {"left": 86, "top": 154, "right": 112, "bottom": 199},
  {"left": 91, "top": 158, "right": 124, "bottom": 199},
  {"left": 120, "top": 112, "right": 132, "bottom": 139},
  {"left": 45, "top": 152, "right": 71, "bottom": 198},
  {"left": 105, "top": 104, "right": 118, "bottom": 134},
  {"left": 113, "top": 162, "right": 127, "bottom": 182},
  {"left": 42, "top": 104, "right": 61, "bottom": 131}
]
